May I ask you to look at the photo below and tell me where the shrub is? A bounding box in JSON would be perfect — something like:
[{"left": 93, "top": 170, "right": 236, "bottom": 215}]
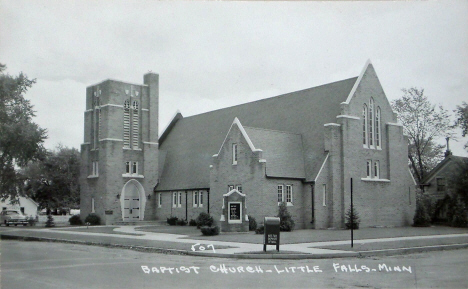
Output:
[
  {"left": 277, "top": 202, "right": 295, "bottom": 231},
  {"left": 248, "top": 216, "right": 257, "bottom": 231},
  {"left": 196, "top": 212, "right": 214, "bottom": 228},
  {"left": 27, "top": 216, "right": 37, "bottom": 226},
  {"left": 200, "top": 225, "right": 219, "bottom": 236},
  {"left": 413, "top": 192, "right": 431, "bottom": 227},
  {"left": 45, "top": 214, "right": 55, "bottom": 227},
  {"left": 69, "top": 214, "right": 83, "bottom": 225},
  {"left": 255, "top": 225, "right": 264, "bottom": 234},
  {"left": 449, "top": 195, "right": 468, "bottom": 228},
  {"left": 189, "top": 219, "right": 197, "bottom": 226},
  {"left": 167, "top": 216, "right": 178, "bottom": 226},
  {"left": 345, "top": 206, "right": 360, "bottom": 229},
  {"left": 84, "top": 213, "right": 101, "bottom": 226},
  {"left": 176, "top": 219, "right": 188, "bottom": 226}
]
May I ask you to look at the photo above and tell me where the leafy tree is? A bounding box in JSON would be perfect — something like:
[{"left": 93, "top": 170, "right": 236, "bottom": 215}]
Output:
[
  {"left": 391, "top": 88, "right": 454, "bottom": 184},
  {"left": 455, "top": 102, "right": 468, "bottom": 150},
  {"left": 23, "top": 145, "right": 80, "bottom": 211},
  {"left": 0, "top": 63, "right": 47, "bottom": 202}
]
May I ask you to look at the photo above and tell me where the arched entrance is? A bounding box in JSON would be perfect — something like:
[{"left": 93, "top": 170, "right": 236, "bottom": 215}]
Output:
[{"left": 121, "top": 179, "right": 146, "bottom": 221}]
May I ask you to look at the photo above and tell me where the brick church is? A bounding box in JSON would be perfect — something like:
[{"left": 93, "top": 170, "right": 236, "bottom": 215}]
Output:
[{"left": 80, "top": 61, "right": 416, "bottom": 229}]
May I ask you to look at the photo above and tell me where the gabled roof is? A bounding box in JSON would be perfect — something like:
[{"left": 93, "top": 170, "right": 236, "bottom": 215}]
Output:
[
  {"left": 244, "top": 126, "right": 305, "bottom": 179},
  {"left": 156, "top": 75, "right": 358, "bottom": 191},
  {"left": 421, "top": 155, "right": 468, "bottom": 184}
]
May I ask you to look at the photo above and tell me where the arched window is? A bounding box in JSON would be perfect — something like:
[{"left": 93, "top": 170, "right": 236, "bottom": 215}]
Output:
[
  {"left": 376, "top": 107, "right": 381, "bottom": 148},
  {"left": 368, "top": 98, "right": 374, "bottom": 147},
  {"left": 123, "top": 100, "right": 130, "bottom": 148},
  {"left": 132, "top": 101, "right": 139, "bottom": 148},
  {"left": 362, "top": 104, "right": 368, "bottom": 146}
]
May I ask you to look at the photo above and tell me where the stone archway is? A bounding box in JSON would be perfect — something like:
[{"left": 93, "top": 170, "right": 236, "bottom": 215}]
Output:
[{"left": 120, "top": 179, "right": 146, "bottom": 221}]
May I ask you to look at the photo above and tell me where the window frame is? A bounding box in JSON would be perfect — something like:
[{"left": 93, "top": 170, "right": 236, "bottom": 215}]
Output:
[
  {"left": 232, "top": 143, "right": 238, "bottom": 165},
  {"left": 172, "top": 192, "right": 177, "bottom": 208},
  {"left": 436, "top": 178, "right": 446, "bottom": 192},
  {"left": 236, "top": 185, "right": 242, "bottom": 194},
  {"left": 158, "top": 193, "right": 162, "bottom": 208},
  {"left": 322, "top": 184, "right": 327, "bottom": 207},
  {"left": 376, "top": 106, "right": 381, "bottom": 149},
  {"left": 193, "top": 191, "right": 198, "bottom": 207},
  {"left": 368, "top": 98, "right": 374, "bottom": 148},
  {"left": 374, "top": 160, "right": 380, "bottom": 179},
  {"left": 286, "top": 185, "right": 293, "bottom": 206},
  {"left": 366, "top": 160, "right": 372, "bottom": 178},
  {"left": 199, "top": 191, "right": 203, "bottom": 207},
  {"left": 363, "top": 104, "right": 368, "bottom": 147},
  {"left": 277, "top": 185, "right": 284, "bottom": 204},
  {"left": 178, "top": 192, "right": 182, "bottom": 208}
]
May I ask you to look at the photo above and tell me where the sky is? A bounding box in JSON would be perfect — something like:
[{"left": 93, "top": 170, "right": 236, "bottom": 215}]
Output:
[{"left": 1, "top": 0, "right": 467, "bottom": 156}]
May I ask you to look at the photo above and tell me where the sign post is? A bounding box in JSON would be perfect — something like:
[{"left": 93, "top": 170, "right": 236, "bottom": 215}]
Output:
[
  {"left": 263, "top": 217, "right": 280, "bottom": 252},
  {"left": 351, "top": 178, "right": 354, "bottom": 248}
]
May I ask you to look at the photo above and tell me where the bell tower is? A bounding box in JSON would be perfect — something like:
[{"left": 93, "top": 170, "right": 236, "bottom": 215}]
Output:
[{"left": 80, "top": 73, "right": 159, "bottom": 225}]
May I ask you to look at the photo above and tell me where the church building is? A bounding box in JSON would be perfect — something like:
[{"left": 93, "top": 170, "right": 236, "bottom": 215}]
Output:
[{"left": 80, "top": 61, "right": 416, "bottom": 229}]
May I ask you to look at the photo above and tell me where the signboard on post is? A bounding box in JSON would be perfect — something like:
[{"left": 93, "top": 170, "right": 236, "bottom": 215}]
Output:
[{"left": 263, "top": 217, "right": 280, "bottom": 252}]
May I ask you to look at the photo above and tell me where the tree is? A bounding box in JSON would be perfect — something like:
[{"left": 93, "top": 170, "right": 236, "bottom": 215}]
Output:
[
  {"left": 0, "top": 63, "right": 47, "bottom": 202},
  {"left": 455, "top": 102, "right": 468, "bottom": 150},
  {"left": 277, "top": 202, "right": 295, "bottom": 231},
  {"left": 391, "top": 88, "right": 454, "bottom": 184},
  {"left": 23, "top": 145, "right": 80, "bottom": 211}
]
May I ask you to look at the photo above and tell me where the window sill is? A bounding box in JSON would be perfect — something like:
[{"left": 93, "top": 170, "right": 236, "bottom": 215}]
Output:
[
  {"left": 361, "top": 178, "right": 390, "bottom": 183},
  {"left": 228, "top": 220, "right": 242, "bottom": 224},
  {"left": 87, "top": 175, "right": 99, "bottom": 179},
  {"left": 122, "top": 174, "right": 144, "bottom": 178},
  {"left": 278, "top": 202, "right": 294, "bottom": 206}
]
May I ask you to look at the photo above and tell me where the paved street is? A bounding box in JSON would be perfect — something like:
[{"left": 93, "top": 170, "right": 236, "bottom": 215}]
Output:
[{"left": 1, "top": 240, "right": 467, "bottom": 289}]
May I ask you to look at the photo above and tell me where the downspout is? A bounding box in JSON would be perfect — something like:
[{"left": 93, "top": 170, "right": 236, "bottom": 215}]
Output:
[
  {"left": 185, "top": 191, "right": 188, "bottom": 221},
  {"left": 207, "top": 189, "right": 210, "bottom": 214}
]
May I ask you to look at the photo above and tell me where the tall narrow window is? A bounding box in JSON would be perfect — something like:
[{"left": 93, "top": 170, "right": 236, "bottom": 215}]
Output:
[
  {"left": 132, "top": 101, "right": 139, "bottom": 148},
  {"left": 277, "top": 185, "right": 284, "bottom": 203},
  {"left": 322, "top": 184, "right": 327, "bottom": 207},
  {"left": 286, "top": 185, "right": 293, "bottom": 204},
  {"left": 228, "top": 185, "right": 234, "bottom": 192},
  {"left": 178, "top": 192, "right": 182, "bottom": 208},
  {"left": 368, "top": 98, "right": 374, "bottom": 147},
  {"left": 125, "top": 161, "right": 130, "bottom": 174},
  {"left": 193, "top": 191, "right": 198, "bottom": 207},
  {"left": 366, "top": 160, "right": 372, "bottom": 178},
  {"left": 232, "top": 143, "right": 238, "bottom": 165},
  {"left": 132, "top": 162, "right": 138, "bottom": 175},
  {"left": 123, "top": 100, "right": 130, "bottom": 148},
  {"left": 199, "top": 191, "right": 203, "bottom": 207},
  {"left": 374, "top": 161, "right": 380, "bottom": 179},
  {"left": 363, "top": 104, "right": 368, "bottom": 147},
  {"left": 158, "top": 193, "right": 162, "bottom": 208},
  {"left": 172, "top": 192, "right": 177, "bottom": 208},
  {"left": 91, "top": 198, "right": 95, "bottom": 213},
  {"left": 376, "top": 107, "right": 381, "bottom": 148}
]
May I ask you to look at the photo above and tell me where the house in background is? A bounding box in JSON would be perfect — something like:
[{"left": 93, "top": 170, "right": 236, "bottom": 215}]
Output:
[
  {"left": 420, "top": 152, "right": 468, "bottom": 221},
  {"left": 1, "top": 196, "right": 39, "bottom": 218},
  {"left": 80, "top": 60, "right": 416, "bottom": 229}
]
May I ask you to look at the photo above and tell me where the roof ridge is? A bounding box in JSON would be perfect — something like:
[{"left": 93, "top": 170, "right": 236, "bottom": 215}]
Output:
[{"left": 179, "top": 76, "right": 358, "bottom": 121}]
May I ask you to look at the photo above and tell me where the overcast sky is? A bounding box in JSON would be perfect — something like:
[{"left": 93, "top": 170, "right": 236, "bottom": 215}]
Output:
[{"left": 1, "top": 0, "right": 467, "bottom": 156}]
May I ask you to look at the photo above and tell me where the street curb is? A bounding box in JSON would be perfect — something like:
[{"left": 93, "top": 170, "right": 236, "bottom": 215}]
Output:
[{"left": 2, "top": 233, "right": 468, "bottom": 259}]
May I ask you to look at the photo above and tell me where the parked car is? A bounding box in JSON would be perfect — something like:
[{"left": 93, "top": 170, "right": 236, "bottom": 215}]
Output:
[{"left": 0, "top": 210, "right": 29, "bottom": 226}]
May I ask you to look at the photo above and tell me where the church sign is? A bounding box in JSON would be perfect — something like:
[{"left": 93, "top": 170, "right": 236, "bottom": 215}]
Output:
[{"left": 228, "top": 202, "right": 241, "bottom": 223}]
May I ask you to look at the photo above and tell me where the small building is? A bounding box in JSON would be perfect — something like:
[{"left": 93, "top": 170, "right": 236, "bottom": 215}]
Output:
[
  {"left": 1, "top": 196, "right": 39, "bottom": 218},
  {"left": 80, "top": 60, "right": 416, "bottom": 229},
  {"left": 420, "top": 154, "right": 468, "bottom": 221}
]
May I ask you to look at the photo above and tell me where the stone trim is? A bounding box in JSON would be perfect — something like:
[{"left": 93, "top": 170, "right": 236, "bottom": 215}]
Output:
[
  {"left": 324, "top": 123, "right": 341, "bottom": 127},
  {"left": 314, "top": 153, "right": 329, "bottom": 182},
  {"left": 336, "top": 115, "right": 360, "bottom": 120},
  {"left": 360, "top": 178, "right": 390, "bottom": 183},
  {"left": 99, "top": 138, "right": 123, "bottom": 142},
  {"left": 387, "top": 122, "right": 403, "bottom": 127},
  {"left": 342, "top": 59, "right": 372, "bottom": 104}
]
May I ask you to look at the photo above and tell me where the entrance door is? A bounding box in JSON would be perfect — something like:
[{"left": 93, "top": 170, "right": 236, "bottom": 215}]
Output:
[{"left": 123, "top": 182, "right": 141, "bottom": 221}]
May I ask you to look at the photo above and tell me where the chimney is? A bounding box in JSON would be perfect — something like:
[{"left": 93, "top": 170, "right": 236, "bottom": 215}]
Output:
[{"left": 444, "top": 137, "right": 452, "bottom": 158}]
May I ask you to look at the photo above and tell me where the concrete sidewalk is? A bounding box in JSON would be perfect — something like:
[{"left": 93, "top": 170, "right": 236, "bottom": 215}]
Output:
[{"left": 1, "top": 225, "right": 467, "bottom": 259}]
